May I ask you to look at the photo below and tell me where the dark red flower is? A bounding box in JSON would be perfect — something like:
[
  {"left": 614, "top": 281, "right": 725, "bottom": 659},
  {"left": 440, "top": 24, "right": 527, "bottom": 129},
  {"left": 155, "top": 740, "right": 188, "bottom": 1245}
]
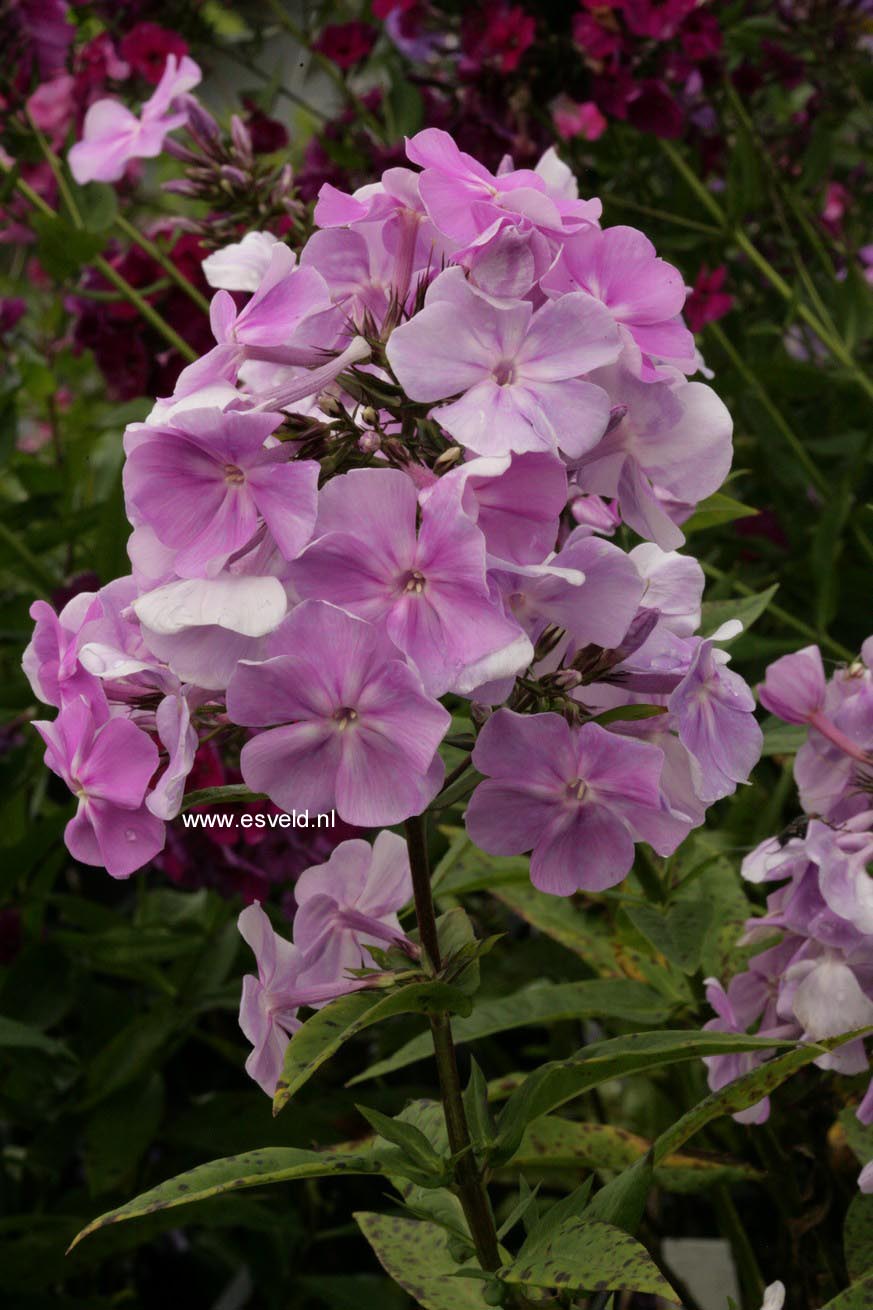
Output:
[
  {"left": 572, "top": 10, "right": 623, "bottom": 61},
  {"left": 314, "top": 21, "right": 377, "bottom": 69},
  {"left": 679, "top": 9, "right": 722, "bottom": 60},
  {"left": 461, "top": 3, "right": 536, "bottom": 74},
  {"left": 620, "top": 0, "right": 697, "bottom": 41},
  {"left": 120, "top": 22, "right": 189, "bottom": 85},
  {"left": 627, "top": 79, "right": 684, "bottom": 139},
  {"left": 685, "top": 264, "right": 733, "bottom": 332},
  {"left": 242, "top": 98, "right": 290, "bottom": 154}
]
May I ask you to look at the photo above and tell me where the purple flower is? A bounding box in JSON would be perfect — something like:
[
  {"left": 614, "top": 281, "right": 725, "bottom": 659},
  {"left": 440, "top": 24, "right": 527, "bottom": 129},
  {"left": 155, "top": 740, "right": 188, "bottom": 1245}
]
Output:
[
  {"left": 68, "top": 54, "right": 202, "bottom": 184},
  {"left": 294, "top": 831, "right": 413, "bottom": 977},
  {"left": 386, "top": 267, "right": 621, "bottom": 459},
  {"left": 668, "top": 640, "right": 762, "bottom": 804},
  {"left": 293, "top": 467, "right": 529, "bottom": 695},
  {"left": 123, "top": 406, "right": 319, "bottom": 575},
  {"left": 466, "top": 710, "right": 678, "bottom": 896},
  {"left": 542, "top": 225, "right": 694, "bottom": 379},
  {"left": 33, "top": 699, "right": 165, "bottom": 878},
  {"left": 227, "top": 601, "right": 450, "bottom": 825}
]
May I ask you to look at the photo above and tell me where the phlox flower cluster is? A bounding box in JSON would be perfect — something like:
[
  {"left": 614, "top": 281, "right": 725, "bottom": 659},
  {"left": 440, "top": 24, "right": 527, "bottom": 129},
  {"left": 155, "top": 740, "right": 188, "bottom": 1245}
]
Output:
[
  {"left": 26, "top": 120, "right": 760, "bottom": 1060},
  {"left": 705, "top": 642, "right": 873, "bottom": 1191}
]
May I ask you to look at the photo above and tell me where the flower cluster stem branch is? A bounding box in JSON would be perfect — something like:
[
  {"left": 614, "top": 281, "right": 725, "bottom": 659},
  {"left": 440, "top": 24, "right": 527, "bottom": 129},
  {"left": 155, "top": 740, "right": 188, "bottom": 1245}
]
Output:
[
  {"left": 404, "top": 814, "right": 502, "bottom": 1273},
  {"left": 113, "top": 214, "right": 211, "bottom": 315}
]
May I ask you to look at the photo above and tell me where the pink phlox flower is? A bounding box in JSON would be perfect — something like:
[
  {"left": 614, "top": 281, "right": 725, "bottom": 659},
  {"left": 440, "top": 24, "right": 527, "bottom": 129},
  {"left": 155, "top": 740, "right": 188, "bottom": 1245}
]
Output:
[
  {"left": 292, "top": 467, "right": 531, "bottom": 696},
  {"left": 123, "top": 406, "right": 319, "bottom": 576},
  {"left": 293, "top": 831, "right": 413, "bottom": 976},
  {"left": 226, "top": 600, "right": 450, "bottom": 826},
  {"left": 238, "top": 901, "right": 368, "bottom": 1095},
  {"left": 758, "top": 645, "right": 827, "bottom": 726},
  {"left": 33, "top": 697, "right": 165, "bottom": 877},
  {"left": 668, "top": 639, "right": 762, "bottom": 803},
  {"left": 404, "top": 128, "right": 601, "bottom": 245},
  {"left": 573, "top": 360, "right": 733, "bottom": 550},
  {"left": 386, "top": 266, "right": 621, "bottom": 459},
  {"left": 541, "top": 225, "right": 695, "bottom": 380},
  {"left": 68, "top": 53, "right": 201, "bottom": 184},
  {"left": 466, "top": 709, "right": 680, "bottom": 896}
]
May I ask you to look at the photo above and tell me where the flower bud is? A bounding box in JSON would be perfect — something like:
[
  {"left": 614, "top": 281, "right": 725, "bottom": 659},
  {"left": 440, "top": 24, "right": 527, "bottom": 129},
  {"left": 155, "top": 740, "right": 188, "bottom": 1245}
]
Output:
[
  {"left": 434, "top": 445, "right": 463, "bottom": 471},
  {"left": 317, "top": 393, "right": 343, "bottom": 417},
  {"left": 359, "top": 405, "right": 379, "bottom": 428}
]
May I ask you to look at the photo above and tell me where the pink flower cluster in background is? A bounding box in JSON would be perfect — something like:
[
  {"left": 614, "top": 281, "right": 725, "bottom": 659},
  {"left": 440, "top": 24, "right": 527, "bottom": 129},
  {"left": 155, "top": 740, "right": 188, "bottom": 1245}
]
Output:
[{"left": 705, "top": 641, "right": 873, "bottom": 1191}]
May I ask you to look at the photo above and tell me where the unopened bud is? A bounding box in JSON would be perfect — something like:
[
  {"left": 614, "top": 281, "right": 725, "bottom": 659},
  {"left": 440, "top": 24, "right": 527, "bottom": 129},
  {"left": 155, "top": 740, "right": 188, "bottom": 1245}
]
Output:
[
  {"left": 358, "top": 431, "right": 381, "bottom": 454},
  {"left": 220, "top": 164, "right": 249, "bottom": 189},
  {"left": 553, "top": 668, "right": 583, "bottom": 690},
  {"left": 481, "top": 1283, "right": 505, "bottom": 1307},
  {"left": 162, "top": 179, "right": 204, "bottom": 198},
  {"left": 360, "top": 405, "right": 379, "bottom": 428},
  {"left": 316, "top": 393, "right": 343, "bottom": 417},
  {"left": 434, "top": 444, "right": 463, "bottom": 471},
  {"left": 185, "top": 100, "right": 221, "bottom": 145},
  {"left": 230, "top": 114, "right": 254, "bottom": 163},
  {"left": 447, "top": 1237, "right": 474, "bottom": 1264}
]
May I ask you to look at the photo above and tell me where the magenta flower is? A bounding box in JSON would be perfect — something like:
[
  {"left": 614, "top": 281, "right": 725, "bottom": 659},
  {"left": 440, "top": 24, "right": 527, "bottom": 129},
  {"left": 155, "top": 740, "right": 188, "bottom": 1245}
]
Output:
[
  {"left": 294, "top": 831, "right": 413, "bottom": 977},
  {"left": 123, "top": 406, "right": 319, "bottom": 575},
  {"left": 120, "top": 22, "right": 189, "bottom": 85},
  {"left": 542, "top": 225, "right": 695, "bottom": 379},
  {"left": 68, "top": 53, "right": 201, "bottom": 184},
  {"left": 552, "top": 97, "right": 607, "bottom": 143},
  {"left": 313, "top": 21, "right": 377, "bottom": 69},
  {"left": 668, "top": 640, "right": 763, "bottom": 803},
  {"left": 293, "top": 468, "right": 529, "bottom": 695},
  {"left": 466, "top": 710, "right": 677, "bottom": 896},
  {"left": 227, "top": 601, "right": 450, "bottom": 826},
  {"left": 386, "top": 267, "right": 621, "bottom": 459},
  {"left": 33, "top": 699, "right": 165, "bottom": 878},
  {"left": 685, "top": 265, "right": 733, "bottom": 333},
  {"left": 621, "top": 0, "right": 696, "bottom": 40}
]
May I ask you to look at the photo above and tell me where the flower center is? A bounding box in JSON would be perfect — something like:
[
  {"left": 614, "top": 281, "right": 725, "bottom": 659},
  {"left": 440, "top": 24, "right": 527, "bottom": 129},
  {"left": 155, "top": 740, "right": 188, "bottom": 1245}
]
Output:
[
  {"left": 493, "top": 360, "right": 516, "bottom": 386},
  {"left": 401, "top": 569, "right": 427, "bottom": 595},
  {"left": 223, "top": 463, "right": 246, "bottom": 484},
  {"left": 565, "top": 777, "right": 589, "bottom": 803},
  {"left": 333, "top": 706, "right": 359, "bottom": 730}
]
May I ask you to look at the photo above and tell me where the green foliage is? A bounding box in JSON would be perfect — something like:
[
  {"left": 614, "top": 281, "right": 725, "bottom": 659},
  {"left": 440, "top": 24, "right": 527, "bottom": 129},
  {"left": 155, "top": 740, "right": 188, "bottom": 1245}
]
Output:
[{"left": 498, "top": 1218, "right": 678, "bottom": 1299}]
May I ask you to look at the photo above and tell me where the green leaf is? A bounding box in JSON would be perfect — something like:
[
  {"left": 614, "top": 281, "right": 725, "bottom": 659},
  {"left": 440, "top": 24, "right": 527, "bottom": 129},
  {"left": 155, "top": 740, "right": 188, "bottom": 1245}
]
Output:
[
  {"left": 498, "top": 1219, "right": 678, "bottom": 1300},
  {"left": 349, "top": 980, "right": 671, "bottom": 1086},
  {"left": 509, "top": 1116, "right": 759, "bottom": 1193},
  {"left": 683, "top": 491, "right": 757, "bottom": 534},
  {"left": 356, "top": 1213, "right": 495, "bottom": 1310},
  {"left": 31, "top": 213, "right": 106, "bottom": 280},
  {"left": 582, "top": 1153, "right": 653, "bottom": 1233},
  {"left": 844, "top": 1192, "right": 873, "bottom": 1281},
  {"left": 356, "top": 1105, "right": 447, "bottom": 1180},
  {"left": 652, "top": 1027, "right": 873, "bottom": 1165},
  {"left": 69, "top": 1143, "right": 409, "bottom": 1252},
  {"left": 761, "top": 715, "right": 808, "bottom": 756},
  {"left": 589, "top": 704, "right": 668, "bottom": 727},
  {"left": 492, "top": 881, "right": 627, "bottom": 978},
  {"left": 698, "top": 584, "right": 779, "bottom": 640},
  {"left": 624, "top": 894, "right": 715, "bottom": 974},
  {"left": 75, "top": 182, "right": 118, "bottom": 233},
  {"left": 273, "top": 981, "right": 472, "bottom": 1113},
  {"left": 516, "top": 1179, "right": 594, "bottom": 1261},
  {"left": 0, "top": 1014, "right": 74, "bottom": 1059},
  {"left": 463, "top": 1060, "right": 495, "bottom": 1154},
  {"left": 819, "top": 1274, "right": 873, "bottom": 1308},
  {"left": 493, "top": 1030, "right": 795, "bottom": 1162},
  {"left": 181, "top": 784, "right": 266, "bottom": 809},
  {"left": 84, "top": 1073, "right": 164, "bottom": 1196}
]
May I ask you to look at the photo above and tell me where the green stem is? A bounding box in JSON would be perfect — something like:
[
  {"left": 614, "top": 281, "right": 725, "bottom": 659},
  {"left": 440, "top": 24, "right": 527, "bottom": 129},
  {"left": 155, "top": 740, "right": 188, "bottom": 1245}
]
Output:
[
  {"left": 404, "top": 814, "right": 502, "bottom": 1274},
  {"left": 658, "top": 139, "right": 873, "bottom": 406},
  {"left": 1, "top": 167, "right": 197, "bottom": 362},
  {"left": 705, "top": 321, "right": 827, "bottom": 496},
  {"left": 27, "top": 110, "right": 83, "bottom": 230},
  {"left": 701, "top": 561, "right": 853, "bottom": 660},
  {"left": 711, "top": 1184, "right": 764, "bottom": 1310},
  {"left": 0, "top": 519, "right": 59, "bottom": 594},
  {"left": 113, "top": 214, "right": 211, "bottom": 315}
]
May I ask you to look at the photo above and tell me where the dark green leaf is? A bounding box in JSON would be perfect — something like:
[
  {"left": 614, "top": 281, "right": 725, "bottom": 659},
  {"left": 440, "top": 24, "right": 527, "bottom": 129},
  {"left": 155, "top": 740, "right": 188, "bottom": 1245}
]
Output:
[{"left": 498, "top": 1219, "right": 678, "bottom": 1299}]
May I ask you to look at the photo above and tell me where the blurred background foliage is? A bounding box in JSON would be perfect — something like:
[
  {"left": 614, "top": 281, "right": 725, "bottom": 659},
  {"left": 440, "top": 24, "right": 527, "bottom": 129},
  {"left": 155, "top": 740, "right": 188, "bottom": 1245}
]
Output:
[{"left": 2, "top": 1, "right": 873, "bottom": 1306}]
